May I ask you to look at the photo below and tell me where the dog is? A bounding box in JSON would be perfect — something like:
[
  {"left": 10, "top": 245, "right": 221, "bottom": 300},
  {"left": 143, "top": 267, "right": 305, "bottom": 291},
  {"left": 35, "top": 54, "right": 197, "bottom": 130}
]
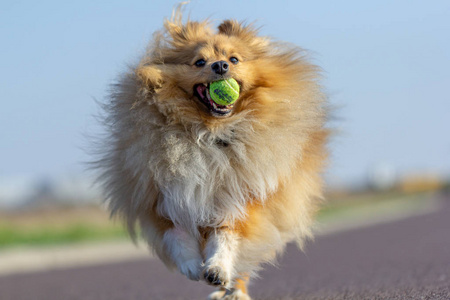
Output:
[{"left": 95, "top": 10, "right": 328, "bottom": 300}]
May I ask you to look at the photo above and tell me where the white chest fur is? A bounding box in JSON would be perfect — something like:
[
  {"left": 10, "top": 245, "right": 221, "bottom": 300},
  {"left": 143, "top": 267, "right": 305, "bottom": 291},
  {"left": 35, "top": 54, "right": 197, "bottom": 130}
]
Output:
[{"left": 153, "top": 122, "right": 270, "bottom": 231}]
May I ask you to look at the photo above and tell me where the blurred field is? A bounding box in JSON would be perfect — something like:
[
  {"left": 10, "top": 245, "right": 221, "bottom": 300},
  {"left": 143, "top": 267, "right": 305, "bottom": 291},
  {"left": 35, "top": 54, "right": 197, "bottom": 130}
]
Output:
[
  {"left": 0, "top": 189, "right": 441, "bottom": 249},
  {"left": 320, "top": 190, "right": 436, "bottom": 220},
  {"left": 0, "top": 206, "right": 127, "bottom": 248}
]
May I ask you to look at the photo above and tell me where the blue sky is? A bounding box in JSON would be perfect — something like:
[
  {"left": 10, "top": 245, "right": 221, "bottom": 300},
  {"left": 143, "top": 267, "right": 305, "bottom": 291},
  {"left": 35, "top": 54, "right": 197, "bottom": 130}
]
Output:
[{"left": 1, "top": 0, "right": 449, "bottom": 186}]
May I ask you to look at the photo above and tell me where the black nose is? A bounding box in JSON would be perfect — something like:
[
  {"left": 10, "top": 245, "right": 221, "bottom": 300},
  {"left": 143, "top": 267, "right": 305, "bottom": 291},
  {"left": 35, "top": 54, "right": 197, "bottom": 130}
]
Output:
[{"left": 211, "top": 61, "right": 229, "bottom": 75}]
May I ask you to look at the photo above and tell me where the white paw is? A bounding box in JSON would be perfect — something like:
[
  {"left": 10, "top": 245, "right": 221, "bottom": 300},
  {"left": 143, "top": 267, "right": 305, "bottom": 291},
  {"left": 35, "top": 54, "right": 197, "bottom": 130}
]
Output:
[
  {"left": 203, "top": 265, "right": 231, "bottom": 287},
  {"left": 178, "top": 257, "right": 203, "bottom": 281},
  {"left": 162, "top": 228, "right": 203, "bottom": 281},
  {"left": 207, "top": 289, "right": 226, "bottom": 300}
]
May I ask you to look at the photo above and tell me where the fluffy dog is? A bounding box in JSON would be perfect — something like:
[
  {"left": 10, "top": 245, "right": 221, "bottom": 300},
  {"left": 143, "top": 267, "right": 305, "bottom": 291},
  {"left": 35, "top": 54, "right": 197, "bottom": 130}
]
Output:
[{"left": 96, "top": 10, "right": 328, "bottom": 300}]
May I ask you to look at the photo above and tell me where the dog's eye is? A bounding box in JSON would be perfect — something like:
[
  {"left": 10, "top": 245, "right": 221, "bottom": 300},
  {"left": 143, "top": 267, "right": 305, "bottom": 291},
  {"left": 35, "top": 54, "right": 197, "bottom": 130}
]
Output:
[
  {"left": 230, "top": 57, "right": 239, "bottom": 64},
  {"left": 194, "top": 59, "right": 206, "bottom": 67}
]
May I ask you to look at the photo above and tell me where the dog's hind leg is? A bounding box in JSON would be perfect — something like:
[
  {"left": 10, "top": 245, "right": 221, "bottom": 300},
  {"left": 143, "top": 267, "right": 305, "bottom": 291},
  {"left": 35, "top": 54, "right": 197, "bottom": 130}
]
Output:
[
  {"left": 233, "top": 275, "right": 250, "bottom": 296},
  {"left": 207, "top": 287, "right": 226, "bottom": 300},
  {"left": 207, "top": 275, "right": 251, "bottom": 300}
]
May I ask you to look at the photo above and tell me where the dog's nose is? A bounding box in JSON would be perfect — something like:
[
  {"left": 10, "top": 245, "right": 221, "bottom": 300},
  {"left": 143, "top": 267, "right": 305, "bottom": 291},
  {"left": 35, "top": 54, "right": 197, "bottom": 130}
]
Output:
[{"left": 211, "top": 61, "right": 229, "bottom": 75}]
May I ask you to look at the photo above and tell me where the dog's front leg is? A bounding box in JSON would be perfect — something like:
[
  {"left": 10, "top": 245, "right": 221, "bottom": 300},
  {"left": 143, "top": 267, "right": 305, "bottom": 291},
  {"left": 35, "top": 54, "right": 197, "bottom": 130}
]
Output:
[
  {"left": 203, "top": 227, "right": 239, "bottom": 288},
  {"left": 162, "top": 227, "right": 203, "bottom": 281}
]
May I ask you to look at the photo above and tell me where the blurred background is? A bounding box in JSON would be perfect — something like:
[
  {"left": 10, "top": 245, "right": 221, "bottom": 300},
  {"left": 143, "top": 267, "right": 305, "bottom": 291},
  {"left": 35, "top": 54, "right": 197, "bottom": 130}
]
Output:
[{"left": 0, "top": 0, "right": 449, "bottom": 271}]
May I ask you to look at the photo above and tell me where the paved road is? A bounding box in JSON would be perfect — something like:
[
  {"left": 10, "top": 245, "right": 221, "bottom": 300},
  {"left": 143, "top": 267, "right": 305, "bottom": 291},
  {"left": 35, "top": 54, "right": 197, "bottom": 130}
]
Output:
[{"left": 1, "top": 193, "right": 449, "bottom": 300}]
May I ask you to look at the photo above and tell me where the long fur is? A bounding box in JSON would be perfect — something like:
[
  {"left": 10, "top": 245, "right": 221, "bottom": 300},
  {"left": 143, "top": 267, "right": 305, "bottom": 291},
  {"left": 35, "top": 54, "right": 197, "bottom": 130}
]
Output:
[{"left": 95, "top": 10, "right": 328, "bottom": 299}]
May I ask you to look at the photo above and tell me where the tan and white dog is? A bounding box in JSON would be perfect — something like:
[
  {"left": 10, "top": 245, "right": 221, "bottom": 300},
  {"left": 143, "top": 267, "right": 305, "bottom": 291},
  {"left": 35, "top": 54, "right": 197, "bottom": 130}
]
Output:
[{"left": 95, "top": 10, "right": 328, "bottom": 300}]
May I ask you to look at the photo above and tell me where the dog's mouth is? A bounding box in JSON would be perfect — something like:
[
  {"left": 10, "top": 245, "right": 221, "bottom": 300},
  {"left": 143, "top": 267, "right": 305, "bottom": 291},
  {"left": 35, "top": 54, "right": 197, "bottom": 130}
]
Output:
[{"left": 193, "top": 83, "right": 235, "bottom": 116}]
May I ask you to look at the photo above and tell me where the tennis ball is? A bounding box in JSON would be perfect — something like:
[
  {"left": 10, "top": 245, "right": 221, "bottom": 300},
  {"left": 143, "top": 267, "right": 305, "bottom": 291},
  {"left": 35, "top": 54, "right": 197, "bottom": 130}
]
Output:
[{"left": 209, "top": 78, "right": 240, "bottom": 106}]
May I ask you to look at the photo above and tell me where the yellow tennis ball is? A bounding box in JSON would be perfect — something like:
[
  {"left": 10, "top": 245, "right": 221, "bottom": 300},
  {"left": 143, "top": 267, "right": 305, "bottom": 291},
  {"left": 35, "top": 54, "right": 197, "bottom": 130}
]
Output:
[{"left": 209, "top": 78, "right": 240, "bottom": 106}]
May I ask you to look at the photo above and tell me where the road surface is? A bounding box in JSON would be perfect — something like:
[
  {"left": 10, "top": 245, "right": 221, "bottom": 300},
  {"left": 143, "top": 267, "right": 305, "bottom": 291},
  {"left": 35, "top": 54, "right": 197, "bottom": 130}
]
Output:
[{"left": 1, "top": 193, "right": 449, "bottom": 300}]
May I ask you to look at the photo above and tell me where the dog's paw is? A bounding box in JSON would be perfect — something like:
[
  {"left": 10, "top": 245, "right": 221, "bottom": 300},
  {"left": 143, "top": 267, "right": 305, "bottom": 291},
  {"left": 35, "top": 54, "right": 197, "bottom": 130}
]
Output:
[
  {"left": 222, "top": 289, "right": 251, "bottom": 300},
  {"left": 179, "top": 258, "right": 203, "bottom": 281},
  {"left": 203, "top": 266, "right": 230, "bottom": 287},
  {"left": 207, "top": 289, "right": 226, "bottom": 300}
]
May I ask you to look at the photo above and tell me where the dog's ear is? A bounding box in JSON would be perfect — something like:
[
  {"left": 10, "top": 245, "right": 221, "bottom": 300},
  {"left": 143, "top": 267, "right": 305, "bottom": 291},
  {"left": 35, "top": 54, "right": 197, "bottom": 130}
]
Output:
[
  {"left": 163, "top": 3, "right": 211, "bottom": 44},
  {"left": 164, "top": 20, "right": 185, "bottom": 42},
  {"left": 135, "top": 65, "right": 163, "bottom": 89},
  {"left": 218, "top": 20, "right": 257, "bottom": 39},
  {"left": 218, "top": 20, "right": 269, "bottom": 53},
  {"left": 164, "top": 20, "right": 211, "bottom": 44}
]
